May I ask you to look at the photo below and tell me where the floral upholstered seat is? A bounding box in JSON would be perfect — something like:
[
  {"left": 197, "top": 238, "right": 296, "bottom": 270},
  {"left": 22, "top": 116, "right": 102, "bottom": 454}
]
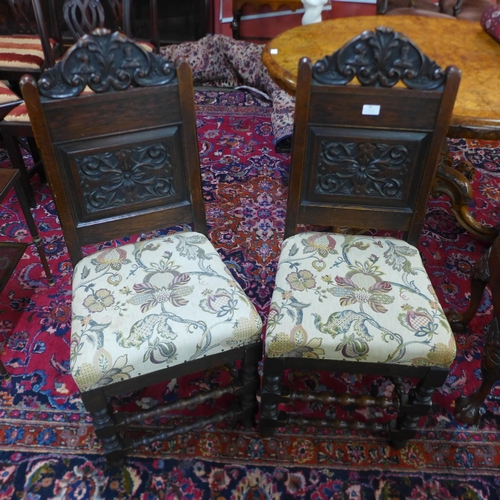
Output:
[
  {"left": 71, "top": 232, "right": 262, "bottom": 393},
  {"left": 266, "top": 233, "right": 455, "bottom": 367},
  {"left": 22, "top": 29, "right": 264, "bottom": 464},
  {"left": 258, "top": 28, "right": 461, "bottom": 447}
]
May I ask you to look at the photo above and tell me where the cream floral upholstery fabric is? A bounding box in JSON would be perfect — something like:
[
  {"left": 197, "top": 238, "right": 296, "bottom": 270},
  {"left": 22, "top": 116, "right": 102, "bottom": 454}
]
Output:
[
  {"left": 266, "top": 233, "right": 456, "bottom": 368},
  {"left": 71, "top": 232, "right": 263, "bottom": 393}
]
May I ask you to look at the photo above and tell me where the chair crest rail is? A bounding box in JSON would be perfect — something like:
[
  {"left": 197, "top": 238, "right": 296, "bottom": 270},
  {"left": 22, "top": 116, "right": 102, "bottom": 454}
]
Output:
[
  {"left": 37, "top": 29, "right": 176, "bottom": 98},
  {"left": 312, "top": 26, "right": 446, "bottom": 90}
]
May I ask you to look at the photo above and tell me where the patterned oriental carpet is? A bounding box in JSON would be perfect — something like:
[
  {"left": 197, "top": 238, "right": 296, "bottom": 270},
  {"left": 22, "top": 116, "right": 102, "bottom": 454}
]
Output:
[{"left": 0, "top": 89, "right": 499, "bottom": 499}]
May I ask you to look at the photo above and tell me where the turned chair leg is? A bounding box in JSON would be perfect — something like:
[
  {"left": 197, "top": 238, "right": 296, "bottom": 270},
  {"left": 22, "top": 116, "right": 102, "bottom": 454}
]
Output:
[
  {"left": 3, "top": 135, "right": 36, "bottom": 207},
  {"left": 81, "top": 390, "right": 125, "bottom": 465},
  {"left": 259, "top": 358, "right": 286, "bottom": 436},
  {"left": 390, "top": 368, "right": 448, "bottom": 449},
  {"left": 238, "top": 344, "right": 262, "bottom": 428}
]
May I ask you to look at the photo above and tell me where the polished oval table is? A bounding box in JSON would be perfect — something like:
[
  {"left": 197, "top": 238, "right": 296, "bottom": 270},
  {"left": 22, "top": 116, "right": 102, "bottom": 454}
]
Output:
[{"left": 263, "top": 16, "right": 500, "bottom": 240}]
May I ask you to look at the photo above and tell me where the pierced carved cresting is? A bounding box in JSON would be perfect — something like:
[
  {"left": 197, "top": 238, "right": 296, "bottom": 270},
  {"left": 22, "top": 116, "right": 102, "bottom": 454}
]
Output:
[
  {"left": 76, "top": 142, "right": 176, "bottom": 213},
  {"left": 38, "top": 29, "right": 176, "bottom": 98},
  {"left": 313, "top": 27, "right": 445, "bottom": 90},
  {"left": 316, "top": 140, "right": 410, "bottom": 198}
]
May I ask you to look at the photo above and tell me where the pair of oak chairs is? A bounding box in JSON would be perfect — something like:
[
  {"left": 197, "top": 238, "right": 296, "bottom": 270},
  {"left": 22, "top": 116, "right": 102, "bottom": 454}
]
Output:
[{"left": 20, "top": 26, "right": 464, "bottom": 464}]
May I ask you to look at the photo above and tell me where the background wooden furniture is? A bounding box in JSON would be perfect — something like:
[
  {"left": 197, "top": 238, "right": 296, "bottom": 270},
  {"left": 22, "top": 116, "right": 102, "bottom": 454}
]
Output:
[
  {"left": 441, "top": 0, "right": 497, "bottom": 19},
  {"left": 259, "top": 27, "right": 460, "bottom": 447},
  {"left": 231, "top": 0, "right": 303, "bottom": 39},
  {"left": 0, "top": 0, "right": 141, "bottom": 206},
  {"left": 377, "top": 0, "right": 442, "bottom": 15},
  {"left": 0, "top": 169, "right": 52, "bottom": 288},
  {"left": 378, "top": 0, "right": 496, "bottom": 20},
  {"left": 262, "top": 16, "right": 500, "bottom": 242},
  {"left": 0, "top": 0, "right": 57, "bottom": 87},
  {"left": 22, "top": 30, "right": 262, "bottom": 464},
  {"left": 0, "top": 167, "right": 53, "bottom": 382},
  {"left": 448, "top": 236, "right": 500, "bottom": 424},
  {"left": 125, "top": 0, "right": 210, "bottom": 46}
]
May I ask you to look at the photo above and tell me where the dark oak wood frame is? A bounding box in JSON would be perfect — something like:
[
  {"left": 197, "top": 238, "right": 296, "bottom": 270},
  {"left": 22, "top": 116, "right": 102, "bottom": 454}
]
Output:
[
  {"left": 21, "top": 30, "right": 262, "bottom": 464},
  {"left": 259, "top": 28, "right": 461, "bottom": 447}
]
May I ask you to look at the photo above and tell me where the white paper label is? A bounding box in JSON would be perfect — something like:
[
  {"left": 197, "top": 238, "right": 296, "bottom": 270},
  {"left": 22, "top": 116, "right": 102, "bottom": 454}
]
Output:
[
  {"left": 362, "top": 104, "right": 381, "bottom": 116},
  {"left": 270, "top": 48, "right": 278, "bottom": 55}
]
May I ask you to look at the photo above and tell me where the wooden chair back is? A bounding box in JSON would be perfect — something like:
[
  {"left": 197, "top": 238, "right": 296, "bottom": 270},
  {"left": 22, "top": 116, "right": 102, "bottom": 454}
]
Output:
[
  {"left": 122, "top": 0, "right": 161, "bottom": 51},
  {"left": 0, "top": 0, "right": 59, "bottom": 80},
  {"left": 287, "top": 27, "right": 461, "bottom": 246},
  {"left": 48, "top": 0, "right": 123, "bottom": 50},
  {"left": 21, "top": 29, "right": 206, "bottom": 266}
]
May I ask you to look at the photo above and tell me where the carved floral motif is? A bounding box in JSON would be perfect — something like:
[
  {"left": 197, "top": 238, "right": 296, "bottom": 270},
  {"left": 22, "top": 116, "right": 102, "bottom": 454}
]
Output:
[
  {"left": 38, "top": 29, "right": 176, "bottom": 98},
  {"left": 76, "top": 142, "right": 175, "bottom": 212},
  {"left": 316, "top": 140, "right": 410, "bottom": 198},
  {"left": 313, "top": 27, "right": 445, "bottom": 89}
]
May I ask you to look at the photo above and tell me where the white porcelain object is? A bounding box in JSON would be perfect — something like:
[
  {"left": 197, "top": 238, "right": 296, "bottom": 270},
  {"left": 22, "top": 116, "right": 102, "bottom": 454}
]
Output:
[{"left": 301, "top": 0, "right": 328, "bottom": 25}]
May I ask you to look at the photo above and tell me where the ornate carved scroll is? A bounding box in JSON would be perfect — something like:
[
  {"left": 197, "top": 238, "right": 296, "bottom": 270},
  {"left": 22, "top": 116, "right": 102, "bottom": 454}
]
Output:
[
  {"left": 316, "top": 140, "right": 409, "bottom": 198},
  {"left": 38, "top": 29, "right": 176, "bottom": 98},
  {"left": 76, "top": 142, "right": 175, "bottom": 213},
  {"left": 313, "top": 27, "right": 445, "bottom": 89}
]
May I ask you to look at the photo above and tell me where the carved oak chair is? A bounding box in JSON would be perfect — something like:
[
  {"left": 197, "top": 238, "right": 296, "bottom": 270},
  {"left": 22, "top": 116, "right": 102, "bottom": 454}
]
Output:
[
  {"left": 259, "top": 27, "right": 461, "bottom": 447},
  {"left": 447, "top": 236, "right": 500, "bottom": 424},
  {"left": 0, "top": 0, "right": 54, "bottom": 206},
  {"left": 0, "top": 0, "right": 140, "bottom": 206},
  {"left": 21, "top": 29, "right": 263, "bottom": 463}
]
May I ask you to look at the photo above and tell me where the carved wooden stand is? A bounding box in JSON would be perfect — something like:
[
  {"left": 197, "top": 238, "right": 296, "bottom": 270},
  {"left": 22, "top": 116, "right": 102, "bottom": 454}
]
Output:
[
  {"left": 455, "top": 318, "right": 500, "bottom": 424},
  {"left": 448, "top": 237, "right": 500, "bottom": 424},
  {"left": 433, "top": 149, "right": 499, "bottom": 243},
  {"left": 231, "top": 0, "right": 302, "bottom": 40}
]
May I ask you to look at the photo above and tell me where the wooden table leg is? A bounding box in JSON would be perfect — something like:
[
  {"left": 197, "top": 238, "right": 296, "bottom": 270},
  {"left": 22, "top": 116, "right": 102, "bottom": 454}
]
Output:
[
  {"left": 13, "top": 177, "right": 54, "bottom": 286},
  {"left": 455, "top": 317, "right": 500, "bottom": 424},
  {"left": 447, "top": 245, "right": 491, "bottom": 332},
  {"left": 231, "top": 6, "right": 243, "bottom": 39},
  {"left": 433, "top": 148, "right": 499, "bottom": 242}
]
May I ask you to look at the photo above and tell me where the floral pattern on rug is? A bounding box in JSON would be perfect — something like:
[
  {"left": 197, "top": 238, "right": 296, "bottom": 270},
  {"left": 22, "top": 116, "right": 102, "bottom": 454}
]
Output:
[
  {"left": 1, "top": 453, "right": 499, "bottom": 499},
  {"left": 0, "top": 90, "right": 499, "bottom": 498}
]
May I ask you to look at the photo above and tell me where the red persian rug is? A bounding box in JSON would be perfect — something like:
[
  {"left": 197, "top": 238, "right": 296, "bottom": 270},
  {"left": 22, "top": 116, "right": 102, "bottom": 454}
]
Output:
[{"left": 0, "top": 89, "right": 499, "bottom": 499}]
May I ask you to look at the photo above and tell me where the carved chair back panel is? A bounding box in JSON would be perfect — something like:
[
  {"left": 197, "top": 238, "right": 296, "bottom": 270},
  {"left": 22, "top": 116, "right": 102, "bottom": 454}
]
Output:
[
  {"left": 39, "top": 86, "right": 197, "bottom": 248},
  {"left": 53, "top": 126, "right": 188, "bottom": 227},
  {"left": 22, "top": 31, "right": 205, "bottom": 265},
  {"left": 286, "top": 28, "right": 461, "bottom": 245},
  {"left": 302, "top": 126, "right": 430, "bottom": 214},
  {"left": 297, "top": 85, "right": 443, "bottom": 232}
]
